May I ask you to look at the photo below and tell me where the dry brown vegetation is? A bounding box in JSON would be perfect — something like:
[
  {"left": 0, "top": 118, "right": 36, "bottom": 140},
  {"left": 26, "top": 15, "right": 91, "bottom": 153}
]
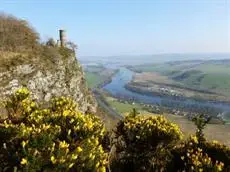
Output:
[
  {"left": 134, "top": 72, "right": 172, "bottom": 84},
  {"left": 0, "top": 13, "right": 39, "bottom": 52},
  {"left": 0, "top": 13, "right": 75, "bottom": 72}
]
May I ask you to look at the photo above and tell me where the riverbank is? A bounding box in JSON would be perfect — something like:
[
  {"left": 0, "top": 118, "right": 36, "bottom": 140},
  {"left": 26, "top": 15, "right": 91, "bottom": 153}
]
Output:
[
  {"left": 125, "top": 81, "right": 230, "bottom": 105},
  {"left": 102, "top": 67, "right": 230, "bottom": 122},
  {"left": 128, "top": 71, "right": 230, "bottom": 103},
  {"left": 85, "top": 66, "right": 119, "bottom": 89}
]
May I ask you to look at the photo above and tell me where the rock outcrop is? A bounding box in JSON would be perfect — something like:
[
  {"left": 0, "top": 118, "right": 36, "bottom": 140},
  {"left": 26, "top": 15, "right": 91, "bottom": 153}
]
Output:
[{"left": 0, "top": 51, "right": 97, "bottom": 114}]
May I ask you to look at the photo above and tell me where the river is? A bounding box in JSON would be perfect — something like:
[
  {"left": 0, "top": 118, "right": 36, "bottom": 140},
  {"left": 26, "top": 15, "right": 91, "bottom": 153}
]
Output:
[{"left": 103, "top": 67, "right": 230, "bottom": 121}]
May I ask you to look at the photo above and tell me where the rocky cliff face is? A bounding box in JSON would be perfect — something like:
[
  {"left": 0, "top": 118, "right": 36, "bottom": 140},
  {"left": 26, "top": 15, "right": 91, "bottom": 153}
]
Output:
[{"left": 0, "top": 50, "right": 97, "bottom": 113}]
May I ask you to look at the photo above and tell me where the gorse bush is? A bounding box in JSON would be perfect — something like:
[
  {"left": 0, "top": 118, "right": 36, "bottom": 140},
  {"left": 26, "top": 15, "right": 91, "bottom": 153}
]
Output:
[
  {"left": 110, "top": 111, "right": 229, "bottom": 172},
  {"left": 110, "top": 111, "right": 183, "bottom": 171},
  {"left": 0, "top": 88, "right": 107, "bottom": 172},
  {"left": 169, "top": 115, "right": 230, "bottom": 172},
  {"left": 170, "top": 135, "right": 229, "bottom": 172},
  {"left": 0, "top": 89, "right": 229, "bottom": 171}
]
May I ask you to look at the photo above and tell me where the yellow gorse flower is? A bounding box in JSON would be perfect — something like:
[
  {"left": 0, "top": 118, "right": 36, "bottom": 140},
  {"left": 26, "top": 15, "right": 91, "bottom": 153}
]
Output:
[
  {"left": 71, "top": 154, "right": 78, "bottom": 160},
  {"left": 59, "top": 141, "right": 69, "bottom": 149},
  {"left": 51, "top": 156, "right": 56, "bottom": 164},
  {"left": 16, "top": 87, "right": 30, "bottom": 95},
  {"left": 123, "top": 115, "right": 183, "bottom": 141},
  {"left": 96, "top": 162, "right": 100, "bottom": 168},
  {"left": 98, "top": 166, "right": 106, "bottom": 172},
  {"left": 20, "top": 158, "right": 28, "bottom": 165},
  {"left": 76, "top": 146, "right": 83, "bottom": 153},
  {"left": 21, "top": 140, "right": 28, "bottom": 148},
  {"left": 63, "top": 110, "right": 71, "bottom": 117},
  {"left": 69, "top": 163, "right": 74, "bottom": 168},
  {"left": 190, "top": 135, "right": 198, "bottom": 144},
  {"left": 3, "top": 120, "right": 11, "bottom": 128}
]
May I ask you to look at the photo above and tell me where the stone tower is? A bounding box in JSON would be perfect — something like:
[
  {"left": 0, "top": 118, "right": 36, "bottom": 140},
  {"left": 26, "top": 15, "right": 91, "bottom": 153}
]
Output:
[{"left": 59, "top": 29, "right": 66, "bottom": 47}]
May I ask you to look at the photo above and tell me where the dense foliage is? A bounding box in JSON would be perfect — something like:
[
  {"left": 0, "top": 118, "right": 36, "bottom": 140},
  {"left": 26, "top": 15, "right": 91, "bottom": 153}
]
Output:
[
  {"left": 170, "top": 135, "right": 230, "bottom": 172},
  {"left": 110, "top": 110, "right": 183, "bottom": 171},
  {"left": 0, "top": 88, "right": 107, "bottom": 171},
  {"left": 0, "top": 89, "right": 229, "bottom": 171},
  {"left": 110, "top": 112, "right": 230, "bottom": 172}
]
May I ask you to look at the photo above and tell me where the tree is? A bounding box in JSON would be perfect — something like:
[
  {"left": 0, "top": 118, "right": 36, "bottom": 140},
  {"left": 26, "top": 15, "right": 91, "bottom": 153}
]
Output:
[
  {"left": 46, "top": 38, "right": 56, "bottom": 47},
  {"left": 66, "top": 41, "right": 77, "bottom": 51}
]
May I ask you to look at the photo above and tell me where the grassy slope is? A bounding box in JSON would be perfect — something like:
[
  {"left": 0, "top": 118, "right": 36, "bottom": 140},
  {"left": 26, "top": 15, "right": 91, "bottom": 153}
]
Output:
[
  {"left": 84, "top": 65, "right": 117, "bottom": 89},
  {"left": 104, "top": 96, "right": 230, "bottom": 146},
  {"left": 107, "top": 99, "right": 143, "bottom": 114},
  {"left": 84, "top": 65, "right": 105, "bottom": 73},
  {"left": 85, "top": 72, "right": 104, "bottom": 88},
  {"left": 131, "top": 61, "right": 230, "bottom": 95}
]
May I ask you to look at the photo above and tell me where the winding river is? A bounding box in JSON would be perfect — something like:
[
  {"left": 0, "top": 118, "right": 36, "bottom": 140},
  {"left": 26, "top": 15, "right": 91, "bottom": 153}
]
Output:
[{"left": 103, "top": 67, "right": 230, "bottom": 121}]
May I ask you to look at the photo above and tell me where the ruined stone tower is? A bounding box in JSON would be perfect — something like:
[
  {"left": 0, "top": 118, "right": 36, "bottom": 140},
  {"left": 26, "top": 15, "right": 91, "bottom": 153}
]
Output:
[{"left": 59, "top": 29, "right": 66, "bottom": 47}]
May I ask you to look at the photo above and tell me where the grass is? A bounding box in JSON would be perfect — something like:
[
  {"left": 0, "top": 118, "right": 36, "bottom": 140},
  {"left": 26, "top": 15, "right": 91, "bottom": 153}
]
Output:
[
  {"left": 133, "top": 64, "right": 172, "bottom": 73},
  {"left": 162, "top": 113, "right": 230, "bottom": 146},
  {"left": 84, "top": 65, "right": 117, "bottom": 89},
  {"left": 133, "top": 61, "right": 230, "bottom": 75},
  {"left": 105, "top": 96, "right": 143, "bottom": 114},
  {"left": 84, "top": 65, "right": 105, "bottom": 73},
  {"left": 194, "top": 64, "right": 230, "bottom": 74},
  {"left": 175, "top": 72, "right": 230, "bottom": 95},
  {"left": 85, "top": 72, "right": 104, "bottom": 88},
  {"left": 131, "top": 61, "right": 230, "bottom": 96},
  {"left": 199, "top": 73, "right": 230, "bottom": 90}
]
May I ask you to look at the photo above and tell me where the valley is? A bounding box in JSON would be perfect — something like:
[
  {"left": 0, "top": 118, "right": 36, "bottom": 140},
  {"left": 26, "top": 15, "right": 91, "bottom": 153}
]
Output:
[
  {"left": 82, "top": 57, "right": 230, "bottom": 145},
  {"left": 1, "top": 3, "right": 230, "bottom": 170}
]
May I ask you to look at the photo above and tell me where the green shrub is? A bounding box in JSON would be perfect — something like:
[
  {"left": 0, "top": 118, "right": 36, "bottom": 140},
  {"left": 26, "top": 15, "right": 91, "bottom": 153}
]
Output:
[
  {"left": 192, "top": 114, "right": 211, "bottom": 142},
  {"left": 0, "top": 88, "right": 107, "bottom": 172}
]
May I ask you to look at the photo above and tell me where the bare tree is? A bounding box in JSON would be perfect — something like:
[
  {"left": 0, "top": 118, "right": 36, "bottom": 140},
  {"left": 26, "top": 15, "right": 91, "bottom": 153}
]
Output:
[
  {"left": 46, "top": 38, "right": 56, "bottom": 47},
  {"left": 66, "top": 41, "right": 77, "bottom": 51}
]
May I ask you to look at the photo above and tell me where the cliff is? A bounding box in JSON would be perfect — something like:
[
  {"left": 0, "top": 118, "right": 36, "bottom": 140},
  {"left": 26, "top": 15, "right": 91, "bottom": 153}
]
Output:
[{"left": 0, "top": 50, "right": 97, "bottom": 114}]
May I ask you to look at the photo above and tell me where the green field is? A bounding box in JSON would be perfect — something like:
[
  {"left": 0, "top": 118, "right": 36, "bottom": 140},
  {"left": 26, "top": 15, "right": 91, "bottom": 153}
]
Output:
[
  {"left": 84, "top": 65, "right": 105, "bottom": 73},
  {"left": 84, "top": 65, "right": 117, "bottom": 89},
  {"left": 105, "top": 96, "right": 143, "bottom": 114},
  {"left": 85, "top": 72, "right": 104, "bottom": 88},
  {"left": 131, "top": 60, "right": 230, "bottom": 95}
]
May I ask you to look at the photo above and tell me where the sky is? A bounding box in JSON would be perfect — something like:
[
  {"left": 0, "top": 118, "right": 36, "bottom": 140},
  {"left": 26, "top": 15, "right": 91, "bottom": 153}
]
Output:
[{"left": 0, "top": 0, "right": 229, "bottom": 57}]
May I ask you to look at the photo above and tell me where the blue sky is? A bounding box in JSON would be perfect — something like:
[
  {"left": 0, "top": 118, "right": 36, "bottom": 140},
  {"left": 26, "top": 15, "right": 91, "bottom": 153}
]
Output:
[{"left": 0, "top": 0, "right": 229, "bottom": 56}]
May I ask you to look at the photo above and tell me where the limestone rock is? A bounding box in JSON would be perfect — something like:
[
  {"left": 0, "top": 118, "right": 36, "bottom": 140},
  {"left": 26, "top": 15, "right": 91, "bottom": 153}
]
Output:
[{"left": 0, "top": 52, "right": 97, "bottom": 114}]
